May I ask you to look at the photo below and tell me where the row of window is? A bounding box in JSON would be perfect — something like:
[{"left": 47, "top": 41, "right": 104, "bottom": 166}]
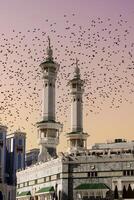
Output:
[
  {"left": 88, "top": 172, "right": 98, "bottom": 177},
  {"left": 17, "top": 173, "right": 61, "bottom": 188},
  {"left": 87, "top": 170, "right": 134, "bottom": 177},
  {"left": 123, "top": 170, "right": 134, "bottom": 176},
  {"left": 45, "top": 83, "right": 55, "bottom": 87},
  {"left": 73, "top": 98, "right": 82, "bottom": 102},
  {"left": 72, "top": 83, "right": 81, "bottom": 89},
  {"left": 88, "top": 171, "right": 134, "bottom": 177}
]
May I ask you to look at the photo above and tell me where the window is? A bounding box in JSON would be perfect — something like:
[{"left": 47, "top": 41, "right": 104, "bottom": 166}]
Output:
[
  {"left": 18, "top": 139, "right": 22, "bottom": 146},
  {"left": 88, "top": 171, "right": 97, "bottom": 177},
  {"left": 123, "top": 170, "right": 134, "bottom": 176},
  {"left": 127, "top": 170, "right": 130, "bottom": 176},
  {"left": 131, "top": 170, "right": 134, "bottom": 176},
  {"left": 45, "top": 83, "right": 47, "bottom": 87},
  {"left": 123, "top": 170, "right": 127, "bottom": 176},
  {"left": 18, "top": 153, "right": 22, "bottom": 169},
  {"left": 72, "top": 83, "right": 76, "bottom": 88},
  {"left": 49, "top": 83, "right": 52, "bottom": 87}
]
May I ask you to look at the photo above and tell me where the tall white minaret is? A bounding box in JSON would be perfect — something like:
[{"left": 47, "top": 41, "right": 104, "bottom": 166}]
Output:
[
  {"left": 37, "top": 37, "right": 62, "bottom": 162},
  {"left": 67, "top": 59, "right": 88, "bottom": 153}
]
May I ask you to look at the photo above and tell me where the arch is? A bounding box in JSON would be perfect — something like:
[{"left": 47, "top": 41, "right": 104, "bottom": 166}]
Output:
[
  {"left": 123, "top": 185, "right": 127, "bottom": 198},
  {"left": 127, "top": 184, "right": 133, "bottom": 198},
  {"left": 114, "top": 185, "right": 119, "bottom": 199}
]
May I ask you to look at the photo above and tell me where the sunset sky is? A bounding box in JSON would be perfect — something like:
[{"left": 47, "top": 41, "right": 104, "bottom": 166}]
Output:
[{"left": 0, "top": 0, "right": 134, "bottom": 151}]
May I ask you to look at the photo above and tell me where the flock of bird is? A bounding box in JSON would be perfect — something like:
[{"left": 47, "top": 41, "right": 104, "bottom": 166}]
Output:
[{"left": 0, "top": 14, "right": 133, "bottom": 148}]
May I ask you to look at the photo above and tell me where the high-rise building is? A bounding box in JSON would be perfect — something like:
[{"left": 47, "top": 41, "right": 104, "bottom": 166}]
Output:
[
  {"left": 6, "top": 131, "right": 26, "bottom": 185},
  {"left": 0, "top": 127, "right": 26, "bottom": 200},
  {"left": 0, "top": 125, "right": 7, "bottom": 184}
]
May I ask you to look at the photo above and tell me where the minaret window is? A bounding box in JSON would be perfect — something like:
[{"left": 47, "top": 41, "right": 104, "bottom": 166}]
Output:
[
  {"left": 45, "top": 83, "right": 47, "bottom": 87},
  {"left": 72, "top": 83, "right": 76, "bottom": 88},
  {"left": 49, "top": 83, "right": 52, "bottom": 87},
  {"left": 74, "top": 98, "right": 75, "bottom": 102},
  {"left": 78, "top": 98, "right": 80, "bottom": 101}
]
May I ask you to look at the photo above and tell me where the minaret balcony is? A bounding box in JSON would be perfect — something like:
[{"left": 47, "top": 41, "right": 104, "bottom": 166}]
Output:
[
  {"left": 66, "top": 132, "right": 88, "bottom": 140},
  {"left": 40, "top": 61, "right": 59, "bottom": 72},
  {"left": 38, "top": 137, "right": 59, "bottom": 145},
  {"left": 67, "top": 146, "right": 87, "bottom": 153},
  {"left": 37, "top": 121, "right": 62, "bottom": 131}
]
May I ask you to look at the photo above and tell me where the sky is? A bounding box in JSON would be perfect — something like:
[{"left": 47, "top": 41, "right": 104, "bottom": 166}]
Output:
[{"left": 0, "top": 0, "right": 134, "bottom": 151}]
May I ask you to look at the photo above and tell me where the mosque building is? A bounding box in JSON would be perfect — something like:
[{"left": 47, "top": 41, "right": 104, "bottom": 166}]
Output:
[{"left": 14, "top": 39, "right": 134, "bottom": 200}]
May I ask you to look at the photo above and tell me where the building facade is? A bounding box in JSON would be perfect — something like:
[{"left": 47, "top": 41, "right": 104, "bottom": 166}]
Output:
[
  {"left": 16, "top": 40, "right": 134, "bottom": 200},
  {"left": 0, "top": 127, "right": 26, "bottom": 200}
]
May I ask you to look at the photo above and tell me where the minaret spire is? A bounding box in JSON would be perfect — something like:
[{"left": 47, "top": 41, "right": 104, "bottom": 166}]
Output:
[
  {"left": 74, "top": 58, "right": 80, "bottom": 78},
  {"left": 46, "top": 36, "right": 53, "bottom": 61},
  {"left": 48, "top": 36, "right": 50, "bottom": 48}
]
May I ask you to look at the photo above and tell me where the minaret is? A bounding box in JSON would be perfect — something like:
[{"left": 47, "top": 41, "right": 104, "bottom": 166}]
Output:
[
  {"left": 37, "top": 37, "right": 62, "bottom": 162},
  {"left": 67, "top": 59, "right": 88, "bottom": 153}
]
